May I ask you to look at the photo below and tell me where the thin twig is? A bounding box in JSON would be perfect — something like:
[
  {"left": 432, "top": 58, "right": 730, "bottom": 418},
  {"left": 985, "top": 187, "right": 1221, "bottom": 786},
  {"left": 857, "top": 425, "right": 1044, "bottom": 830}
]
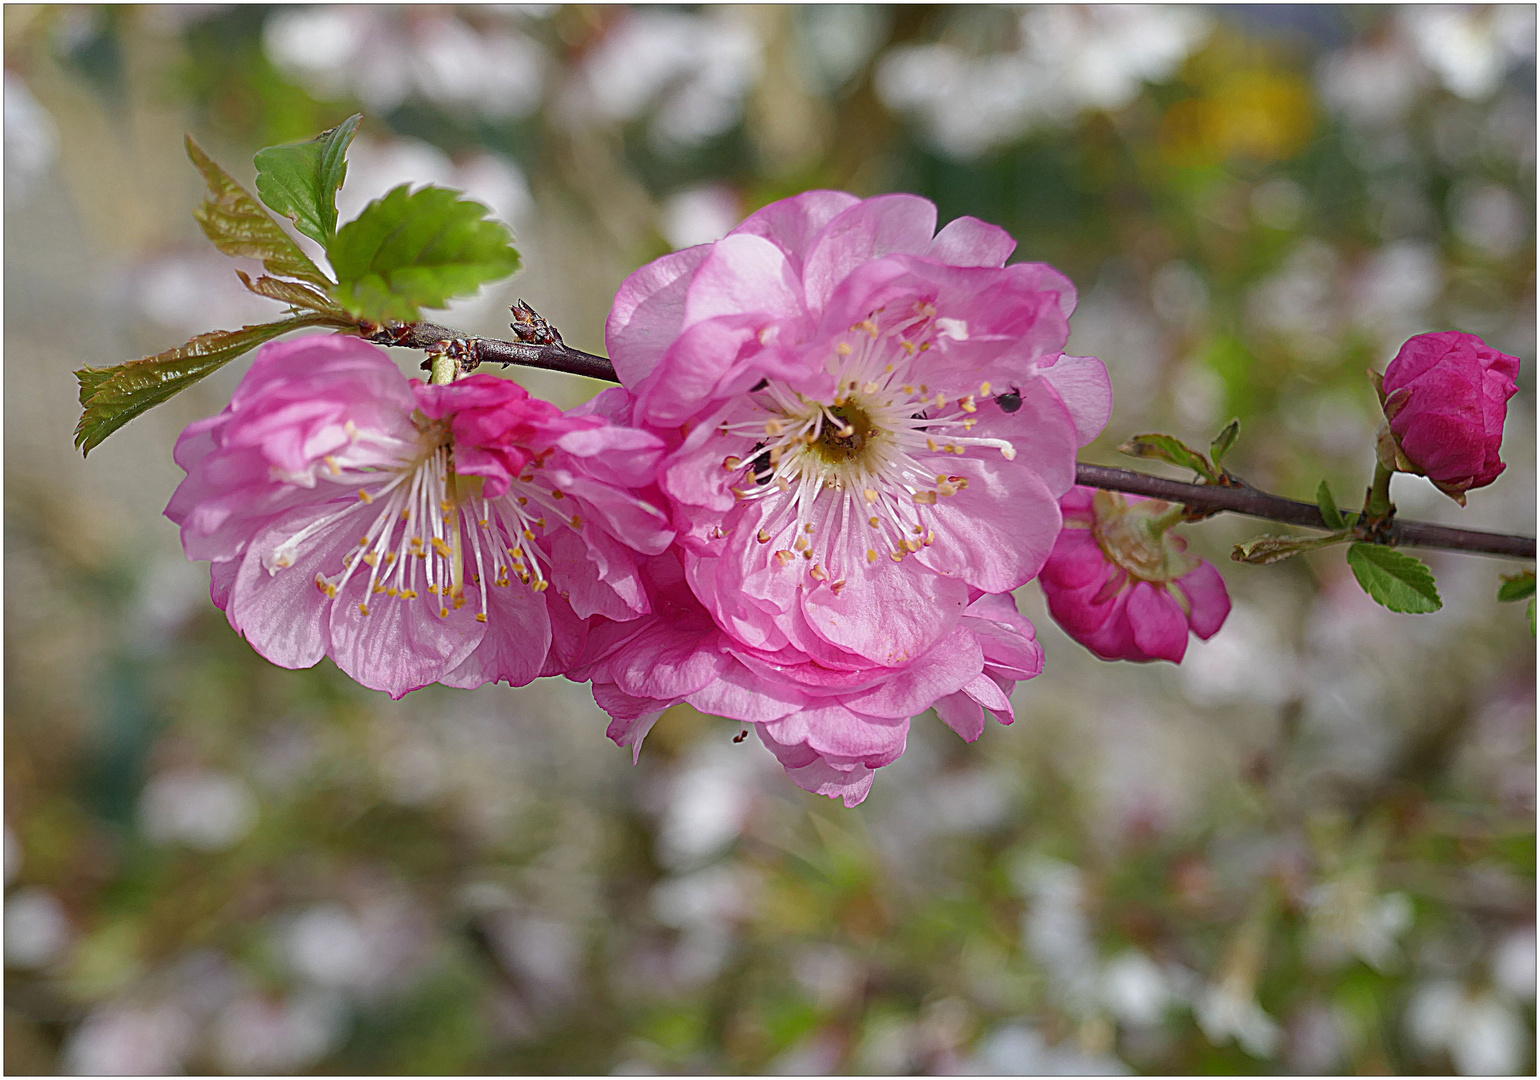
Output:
[{"left": 360, "top": 321, "right": 1536, "bottom": 562}]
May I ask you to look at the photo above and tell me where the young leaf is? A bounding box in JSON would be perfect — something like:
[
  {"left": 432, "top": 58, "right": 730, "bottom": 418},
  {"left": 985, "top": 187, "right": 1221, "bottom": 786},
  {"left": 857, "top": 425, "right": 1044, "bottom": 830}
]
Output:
[
  {"left": 1232, "top": 532, "right": 1351, "bottom": 565},
  {"left": 328, "top": 184, "right": 522, "bottom": 323},
  {"left": 1210, "top": 418, "right": 1240, "bottom": 464},
  {"left": 1346, "top": 543, "right": 1442, "bottom": 614},
  {"left": 75, "top": 313, "right": 347, "bottom": 455},
  {"left": 1497, "top": 569, "right": 1536, "bottom": 603},
  {"left": 253, "top": 113, "right": 362, "bottom": 246},
  {"left": 1316, "top": 480, "right": 1345, "bottom": 530},
  {"left": 236, "top": 270, "right": 349, "bottom": 317},
  {"left": 1117, "top": 433, "right": 1219, "bottom": 482},
  {"left": 187, "top": 136, "right": 332, "bottom": 289}
]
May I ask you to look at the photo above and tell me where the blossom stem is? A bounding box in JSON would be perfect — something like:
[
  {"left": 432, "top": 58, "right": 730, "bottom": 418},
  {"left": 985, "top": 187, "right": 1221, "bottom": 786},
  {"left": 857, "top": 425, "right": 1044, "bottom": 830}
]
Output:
[{"left": 357, "top": 321, "right": 1536, "bottom": 562}]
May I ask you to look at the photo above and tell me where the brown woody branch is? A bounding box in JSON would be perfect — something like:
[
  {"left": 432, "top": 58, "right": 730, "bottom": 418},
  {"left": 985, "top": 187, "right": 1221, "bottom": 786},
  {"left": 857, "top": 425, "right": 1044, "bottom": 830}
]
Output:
[{"left": 361, "top": 320, "right": 1536, "bottom": 563}]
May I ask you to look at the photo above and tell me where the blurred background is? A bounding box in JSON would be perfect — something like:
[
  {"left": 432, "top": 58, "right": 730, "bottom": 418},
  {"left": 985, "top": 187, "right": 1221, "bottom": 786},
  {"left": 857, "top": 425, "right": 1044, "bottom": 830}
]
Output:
[{"left": 4, "top": 5, "right": 1535, "bottom": 1074}]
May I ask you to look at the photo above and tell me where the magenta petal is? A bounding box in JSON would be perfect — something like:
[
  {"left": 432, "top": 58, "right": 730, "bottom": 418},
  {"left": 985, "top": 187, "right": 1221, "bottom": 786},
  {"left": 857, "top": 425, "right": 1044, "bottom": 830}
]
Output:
[
  {"left": 1126, "top": 582, "right": 1190, "bottom": 664},
  {"left": 1174, "top": 561, "right": 1231, "bottom": 640}
]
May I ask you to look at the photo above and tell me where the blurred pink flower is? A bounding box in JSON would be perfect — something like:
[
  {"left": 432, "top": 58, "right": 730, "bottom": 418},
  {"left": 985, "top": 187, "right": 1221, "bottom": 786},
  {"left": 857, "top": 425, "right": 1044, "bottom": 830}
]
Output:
[
  {"left": 570, "top": 549, "right": 1043, "bottom": 807},
  {"left": 166, "top": 335, "right": 670, "bottom": 698},
  {"left": 1040, "top": 487, "right": 1229, "bottom": 664},
  {"left": 605, "top": 190, "right": 1107, "bottom": 666},
  {"left": 1380, "top": 330, "right": 1520, "bottom": 504}
]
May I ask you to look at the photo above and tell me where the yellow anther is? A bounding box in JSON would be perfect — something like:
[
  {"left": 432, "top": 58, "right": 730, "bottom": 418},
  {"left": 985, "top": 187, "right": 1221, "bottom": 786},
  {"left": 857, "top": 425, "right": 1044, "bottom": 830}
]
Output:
[
  {"left": 775, "top": 550, "right": 796, "bottom": 567},
  {"left": 523, "top": 528, "right": 536, "bottom": 540},
  {"left": 890, "top": 550, "right": 906, "bottom": 562},
  {"left": 358, "top": 603, "right": 370, "bottom": 616},
  {"left": 901, "top": 340, "right": 917, "bottom": 355},
  {"left": 428, "top": 585, "right": 439, "bottom": 595},
  {"left": 362, "top": 552, "right": 379, "bottom": 566},
  {"left": 810, "top": 564, "right": 829, "bottom": 581},
  {"left": 867, "top": 549, "right": 879, "bottom": 563},
  {"left": 980, "top": 381, "right": 992, "bottom": 396},
  {"left": 475, "top": 613, "right": 487, "bottom": 623},
  {"left": 836, "top": 342, "right": 853, "bottom": 356},
  {"left": 552, "top": 490, "right": 565, "bottom": 500},
  {"left": 766, "top": 419, "right": 784, "bottom": 436},
  {"left": 517, "top": 496, "right": 529, "bottom": 506},
  {"left": 863, "top": 381, "right": 880, "bottom": 395},
  {"left": 536, "top": 518, "right": 547, "bottom": 527},
  {"left": 927, "top": 438, "right": 939, "bottom": 451},
  {"left": 401, "top": 588, "right": 418, "bottom": 599},
  {"left": 358, "top": 489, "right": 373, "bottom": 503},
  {"left": 913, "top": 490, "right": 937, "bottom": 505},
  {"left": 325, "top": 456, "right": 340, "bottom": 476},
  {"left": 533, "top": 580, "right": 550, "bottom": 593},
  {"left": 829, "top": 579, "right": 846, "bottom": 596},
  {"left": 723, "top": 456, "right": 742, "bottom": 470},
  {"left": 359, "top": 536, "right": 371, "bottom": 548},
  {"left": 794, "top": 537, "right": 810, "bottom": 552},
  {"left": 571, "top": 514, "right": 583, "bottom": 528},
  {"left": 385, "top": 587, "right": 398, "bottom": 597},
  {"left": 1001, "top": 447, "right": 1017, "bottom": 461},
  {"left": 509, "top": 546, "right": 523, "bottom": 558},
  {"left": 864, "top": 488, "right": 880, "bottom": 503},
  {"left": 869, "top": 516, "right": 880, "bottom": 528},
  {"left": 431, "top": 537, "right": 453, "bottom": 558},
  {"left": 440, "top": 607, "right": 450, "bottom": 618},
  {"left": 935, "top": 392, "right": 946, "bottom": 409},
  {"left": 757, "top": 529, "right": 771, "bottom": 544},
  {"left": 804, "top": 522, "right": 815, "bottom": 533},
  {"left": 960, "top": 395, "right": 976, "bottom": 413}
]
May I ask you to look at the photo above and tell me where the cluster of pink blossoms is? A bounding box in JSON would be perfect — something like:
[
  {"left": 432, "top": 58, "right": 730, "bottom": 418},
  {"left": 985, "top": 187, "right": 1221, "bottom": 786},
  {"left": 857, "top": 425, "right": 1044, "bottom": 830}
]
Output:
[{"left": 169, "top": 191, "right": 1241, "bottom": 806}]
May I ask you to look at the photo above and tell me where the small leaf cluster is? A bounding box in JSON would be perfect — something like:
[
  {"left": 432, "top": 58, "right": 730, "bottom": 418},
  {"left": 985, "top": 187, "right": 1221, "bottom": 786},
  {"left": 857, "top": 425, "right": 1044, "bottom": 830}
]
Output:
[
  {"left": 1118, "top": 417, "right": 1239, "bottom": 484},
  {"left": 75, "top": 115, "right": 521, "bottom": 454}
]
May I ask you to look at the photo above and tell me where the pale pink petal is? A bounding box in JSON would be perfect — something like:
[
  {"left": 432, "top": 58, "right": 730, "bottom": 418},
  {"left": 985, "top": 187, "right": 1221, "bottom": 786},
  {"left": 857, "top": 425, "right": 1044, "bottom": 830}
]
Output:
[
  {"left": 679, "top": 233, "right": 807, "bottom": 332},
  {"left": 800, "top": 560, "right": 971, "bottom": 666},
  {"left": 927, "top": 215, "right": 1017, "bottom": 268},
  {"left": 1038, "top": 354, "right": 1113, "bottom": 447},
  {"left": 934, "top": 691, "right": 987, "bottom": 743},
  {"left": 606, "top": 244, "right": 714, "bottom": 386},
  {"left": 731, "top": 189, "right": 862, "bottom": 274},
  {"left": 439, "top": 582, "right": 553, "bottom": 689},
  {"left": 801, "top": 194, "right": 938, "bottom": 313},
  {"left": 327, "top": 569, "right": 486, "bottom": 700}
]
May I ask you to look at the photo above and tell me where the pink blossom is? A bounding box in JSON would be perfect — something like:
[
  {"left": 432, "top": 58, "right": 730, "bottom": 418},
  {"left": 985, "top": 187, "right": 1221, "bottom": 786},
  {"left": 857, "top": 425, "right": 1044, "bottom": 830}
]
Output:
[
  {"left": 588, "top": 192, "right": 1102, "bottom": 801},
  {"left": 570, "top": 550, "right": 1043, "bottom": 807},
  {"left": 1380, "top": 331, "right": 1520, "bottom": 504},
  {"left": 1039, "top": 487, "right": 1230, "bottom": 664},
  {"left": 166, "top": 335, "right": 671, "bottom": 698}
]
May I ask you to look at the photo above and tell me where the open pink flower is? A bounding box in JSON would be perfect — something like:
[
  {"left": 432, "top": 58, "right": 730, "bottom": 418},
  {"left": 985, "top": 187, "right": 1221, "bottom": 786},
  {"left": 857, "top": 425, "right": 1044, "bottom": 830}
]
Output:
[
  {"left": 1379, "top": 331, "right": 1520, "bottom": 504},
  {"left": 1039, "top": 487, "right": 1229, "bottom": 664},
  {"left": 605, "top": 190, "right": 1109, "bottom": 673},
  {"left": 570, "top": 550, "right": 1043, "bottom": 807},
  {"left": 166, "top": 335, "right": 671, "bottom": 698}
]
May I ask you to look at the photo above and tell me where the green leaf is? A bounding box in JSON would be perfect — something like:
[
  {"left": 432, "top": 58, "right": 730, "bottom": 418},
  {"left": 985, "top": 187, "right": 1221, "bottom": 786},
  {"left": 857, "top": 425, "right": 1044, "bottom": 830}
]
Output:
[
  {"left": 253, "top": 113, "right": 361, "bottom": 246},
  {"left": 1498, "top": 569, "right": 1536, "bottom": 603},
  {"left": 1528, "top": 597, "right": 1535, "bottom": 636},
  {"left": 1232, "top": 532, "right": 1351, "bottom": 565},
  {"left": 1117, "top": 432, "right": 1219, "bottom": 482},
  {"left": 187, "top": 136, "right": 332, "bottom": 289},
  {"left": 1210, "top": 418, "right": 1240, "bottom": 464},
  {"left": 1317, "top": 480, "right": 1345, "bottom": 530},
  {"left": 328, "top": 184, "right": 521, "bottom": 323},
  {"left": 1346, "top": 543, "right": 1442, "bottom": 614},
  {"left": 75, "top": 313, "right": 346, "bottom": 455}
]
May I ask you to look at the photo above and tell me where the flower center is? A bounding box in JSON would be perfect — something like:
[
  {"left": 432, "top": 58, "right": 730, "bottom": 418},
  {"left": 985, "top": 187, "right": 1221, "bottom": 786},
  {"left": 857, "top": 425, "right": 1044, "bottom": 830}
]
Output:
[
  {"left": 710, "top": 301, "right": 1021, "bottom": 587},
  {"left": 260, "top": 421, "right": 590, "bottom": 626}
]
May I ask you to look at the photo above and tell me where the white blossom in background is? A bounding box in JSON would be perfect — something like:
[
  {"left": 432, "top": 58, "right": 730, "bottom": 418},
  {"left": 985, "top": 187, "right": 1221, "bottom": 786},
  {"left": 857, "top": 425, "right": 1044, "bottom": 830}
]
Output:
[
  {"left": 876, "top": 6, "right": 1210, "bottom": 160},
  {"left": 1491, "top": 927, "right": 1537, "bottom": 1002},
  {"left": 1194, "top": 979, "right": 1282, "bottom": 1060},
  {"left": 1013, "top": 856, "right": 1100, "bottom": 1015},
  {"left": 1181, "top": 602, "right": 1296, "bottom": 708},
  {"left": 970, "top": 1023, "right": 1130, "bottom": 1075},
  {"left": 792, "top": 5, "right": 890, "bottom": 95},
  {"left": 263, "top": 7, "right": 548, "bottom": 120},
  {"left": 3, "top": 72, "right": 59, "bottom": 204},
  {"left": 1401, "top": 6, "right": 1537, "bottom": 101},
  {"left": 213, "top": 991, "right": 345, "bottom": 1074},
  {"left": 1304, "top": 874, "right": 1413, "bottom": 972},
  {"left": 565, "top": 9, "right": 763, "bottom": 151},
  {"left": 4, "top": 886, "right": 72, "bottom": 969},
  {"left": 1100, "top": 950, "right": 1174, "bottom": 1028},
  {"left": 278, "top": 896, "right": 433, "bottom": 999},
  {"left": 1447, "top": 180, "right": 1529, "bottom": 260},
  {"left": 62, "top": 1001, "right": 196, "bottom": 1076},
  {"left": 139, "top": 770, "right": 257, "bottom": 852},
  {"left": 1406, "top": 981, "right": 1528, "bottom": 1075},
  {"left": 659, "top": 185, "right": 741, "bottom": 250},
  {"left": 655, "top": 739, "right": 771, "bottom": 871},
  {"left": 650, "top": 864, "right": 757, "bottom": 987}
]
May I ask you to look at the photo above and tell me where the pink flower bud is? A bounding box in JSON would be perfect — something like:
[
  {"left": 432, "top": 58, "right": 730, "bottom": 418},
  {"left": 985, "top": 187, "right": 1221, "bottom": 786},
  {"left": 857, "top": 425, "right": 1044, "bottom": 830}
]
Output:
[
  {"left": 1380, "top": 331, "right": 1520, "bottom": 504},
  {"left": 1039, "top": 488, "right": 1230, "bottom": 664}
]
